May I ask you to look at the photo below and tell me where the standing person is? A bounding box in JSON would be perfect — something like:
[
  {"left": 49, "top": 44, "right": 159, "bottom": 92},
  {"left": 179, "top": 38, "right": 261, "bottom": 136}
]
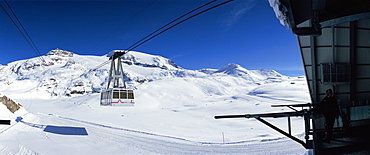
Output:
[{"left": 319, "top": 89, "right": 340, "bottom": 143}]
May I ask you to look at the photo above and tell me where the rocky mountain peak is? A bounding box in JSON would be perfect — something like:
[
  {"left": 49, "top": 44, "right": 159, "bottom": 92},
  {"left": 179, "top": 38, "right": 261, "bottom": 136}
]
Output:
[{"left": 46, "top": 48, "right": 73, "bottom": 57}]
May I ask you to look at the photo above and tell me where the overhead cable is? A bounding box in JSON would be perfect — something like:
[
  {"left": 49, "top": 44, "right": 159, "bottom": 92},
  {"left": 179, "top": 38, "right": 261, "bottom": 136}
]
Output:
[
  {"left": 2, "top": 1, "right": 46, "bottom": 63},
  {"left": 125, "top": 0, "right": 218, "bottom": 51},
  {"left": 88, "top": 0, "right": 158, "bottom": 53},
  {"left": 90, "top": 0, "right": 234, "bottom": 72},
  {"left": 126, "top": 0, "right": 234, "bottom": 53},
  {"left": 86, "top": 59, "right": 111, "bottom": 74}
]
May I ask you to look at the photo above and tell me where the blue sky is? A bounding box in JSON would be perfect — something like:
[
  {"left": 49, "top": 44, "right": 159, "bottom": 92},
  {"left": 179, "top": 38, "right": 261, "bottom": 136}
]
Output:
[{"left": 0, "top": 0, "right": 304, "bottom": 76}]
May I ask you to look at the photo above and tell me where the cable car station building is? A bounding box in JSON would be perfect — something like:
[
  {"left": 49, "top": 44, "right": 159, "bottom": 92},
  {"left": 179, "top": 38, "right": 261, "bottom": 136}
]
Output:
[
  {"left": 278, "top": 0, "right": 370, "bottom": 154},
  {"left": 215, "top": 0, "right": 370, "bottom": 154}
]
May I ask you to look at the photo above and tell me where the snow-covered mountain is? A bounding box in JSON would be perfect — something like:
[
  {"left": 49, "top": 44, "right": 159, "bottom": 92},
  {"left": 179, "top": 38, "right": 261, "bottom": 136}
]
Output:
[
  {"left": 0, "top": 49, "right": 310, "bottom": 154},
  {"left": 0, "top": 48, "right": 290, "bottom": 98}
]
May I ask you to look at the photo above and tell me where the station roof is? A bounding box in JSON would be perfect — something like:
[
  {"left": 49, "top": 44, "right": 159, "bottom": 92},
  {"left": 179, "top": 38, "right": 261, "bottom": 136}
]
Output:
[{"left": 276, "top": 0, "right": 370, "bottom": 35}]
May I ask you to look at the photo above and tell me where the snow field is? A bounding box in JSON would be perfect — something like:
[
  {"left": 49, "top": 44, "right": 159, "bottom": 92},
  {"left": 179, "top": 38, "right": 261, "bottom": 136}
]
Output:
[{"left": 0, "top": 50, "right": 310, "bottom": 154}]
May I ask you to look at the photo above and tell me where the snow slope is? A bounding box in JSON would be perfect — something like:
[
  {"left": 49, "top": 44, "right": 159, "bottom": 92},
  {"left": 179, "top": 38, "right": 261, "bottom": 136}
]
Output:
[{"left": 0, "top": 49, "right": 310, "bottom": 154}]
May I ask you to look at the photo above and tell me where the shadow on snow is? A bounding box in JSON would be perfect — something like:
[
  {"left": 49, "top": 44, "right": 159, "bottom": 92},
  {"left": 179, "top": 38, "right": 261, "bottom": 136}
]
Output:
[{"left": 15, "top": 117, "right": 88, "bottom": 136}]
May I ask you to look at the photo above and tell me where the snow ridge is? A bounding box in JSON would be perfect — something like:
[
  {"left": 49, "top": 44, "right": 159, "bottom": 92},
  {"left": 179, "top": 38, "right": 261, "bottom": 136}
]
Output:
[
  {"left": 46, "top": 48, "right": 73, "bottom": 57},
  {"left": 122, "top": 52, "right": 180, "bottom": 70},
  {"left": 0, "top": 49, "right": 290, "bottom": 98}
]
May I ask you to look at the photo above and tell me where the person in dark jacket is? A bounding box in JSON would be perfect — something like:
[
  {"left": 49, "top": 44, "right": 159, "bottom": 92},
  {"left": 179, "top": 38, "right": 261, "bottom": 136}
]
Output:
[{"left": 319, "top": 89, "right": 340, "bottom": 142}]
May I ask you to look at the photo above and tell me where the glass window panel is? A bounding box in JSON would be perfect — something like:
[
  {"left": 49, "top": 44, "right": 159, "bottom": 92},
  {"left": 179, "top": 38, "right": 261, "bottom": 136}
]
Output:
[
  {"left": 120, "top": 91, "right": 127, "bottom": 99},
  {"left": 113, "top": 92, "right": 119, "bottom": 99},
  {"left": 128, "top": 92, "right": 134, "bottom": 99}
]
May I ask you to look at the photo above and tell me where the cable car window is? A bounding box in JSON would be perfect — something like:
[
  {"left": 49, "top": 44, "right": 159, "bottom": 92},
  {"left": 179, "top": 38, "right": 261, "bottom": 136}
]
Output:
[
  {"left": 120, "top": 90, "right": 127, "bottom": 99},
  {"left": 113, "top": 91, "right": 119, "bottom": 99},
  {"left": 128, "top": 90, "right": 134, "bottom": 99}
]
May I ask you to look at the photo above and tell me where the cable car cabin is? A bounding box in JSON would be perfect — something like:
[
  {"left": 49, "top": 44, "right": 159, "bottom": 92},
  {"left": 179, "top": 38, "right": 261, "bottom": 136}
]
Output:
[{"left": 100, "top": 88, "right": 135, "bottom": 106}]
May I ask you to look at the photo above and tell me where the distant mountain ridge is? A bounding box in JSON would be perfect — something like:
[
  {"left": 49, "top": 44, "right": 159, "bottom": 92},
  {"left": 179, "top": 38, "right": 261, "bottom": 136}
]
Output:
[{"left": 0, "top": 48, "right": 290, "bottom": 97}]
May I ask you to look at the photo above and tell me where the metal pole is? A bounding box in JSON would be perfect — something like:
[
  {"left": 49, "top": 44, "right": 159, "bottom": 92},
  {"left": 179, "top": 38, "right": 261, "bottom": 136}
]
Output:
[
  {"left": 304, "top": 112, "right": 313, "bottom": 149},
  {"left": 288, "top": 115, "right": 292, "bottom": 135}
]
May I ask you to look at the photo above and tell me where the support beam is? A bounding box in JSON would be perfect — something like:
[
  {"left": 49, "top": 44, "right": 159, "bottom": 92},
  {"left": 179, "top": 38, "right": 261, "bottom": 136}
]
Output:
[
  {"left": 214, "top": 110, "right": 313, "bottom": 149},
  {"left": 349, "top": 21, "right": 356, "bottom": 102},
  {"left": 254, "top": 117, "right": 307, "bottom": 147},
  {"left": 310, "top": 35, "right": 318, "bottom": 103},
  {"left": 107, "top": 55, "right": 127, "bottom": 89},
  {"left": 0, "top": 120, "right": 11, "bottom": 125}
]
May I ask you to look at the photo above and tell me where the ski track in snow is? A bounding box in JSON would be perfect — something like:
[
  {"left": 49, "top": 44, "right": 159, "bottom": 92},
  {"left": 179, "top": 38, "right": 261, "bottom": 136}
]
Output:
[
  {"left": 248, "top": 93, "right": 304, "bottom": 103},
  {"left": 0, "top": 112, "right": 307, "bottom": 154}
]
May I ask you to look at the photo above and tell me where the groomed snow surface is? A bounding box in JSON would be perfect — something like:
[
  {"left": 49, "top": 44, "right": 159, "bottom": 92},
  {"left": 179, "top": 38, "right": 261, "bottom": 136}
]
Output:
[{"left": 0, "top": 49, "right": 310, "bottom": 154}]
